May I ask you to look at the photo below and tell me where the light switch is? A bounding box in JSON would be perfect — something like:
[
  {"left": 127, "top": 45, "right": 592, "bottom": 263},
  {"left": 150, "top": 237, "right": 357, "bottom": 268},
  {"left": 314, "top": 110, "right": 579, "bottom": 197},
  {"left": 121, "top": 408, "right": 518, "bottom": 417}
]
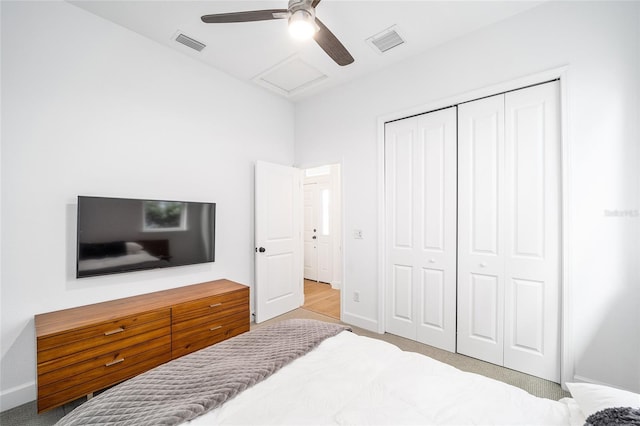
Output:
[{"left": 353, "top": 229, "right": 363, "bottom": 239}]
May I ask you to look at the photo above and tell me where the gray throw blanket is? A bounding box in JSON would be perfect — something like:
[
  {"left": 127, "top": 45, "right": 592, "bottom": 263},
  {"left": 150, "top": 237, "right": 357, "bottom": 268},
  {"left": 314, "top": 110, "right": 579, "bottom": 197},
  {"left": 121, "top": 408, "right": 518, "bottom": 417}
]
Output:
[{"left": 56, "top": 319, "right": 350, "bottom": 426}]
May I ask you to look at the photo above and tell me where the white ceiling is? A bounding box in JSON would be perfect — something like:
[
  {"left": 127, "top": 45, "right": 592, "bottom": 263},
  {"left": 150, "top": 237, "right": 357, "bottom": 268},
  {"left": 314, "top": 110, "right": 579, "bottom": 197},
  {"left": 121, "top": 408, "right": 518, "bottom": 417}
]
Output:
[{"left": 69, "top": 0, "right": 545, "bottom": 102}]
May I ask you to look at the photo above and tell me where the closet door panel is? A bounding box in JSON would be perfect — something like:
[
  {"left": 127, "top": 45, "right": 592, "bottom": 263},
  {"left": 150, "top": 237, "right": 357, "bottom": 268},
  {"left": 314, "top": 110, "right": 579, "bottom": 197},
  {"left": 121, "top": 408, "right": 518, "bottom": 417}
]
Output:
[
  {"left": 470, "top": 273, "right": 500, "bottom": 343},
  {"left": 511, "top": 278, "right": 544, "bottom": 352},
  {"left": 422, "top": 123, "right": 446, "bottom": 251},
  {"left": 420, "top": 268, "right": 445, "bottom": 330},
  {"left": 457, "top": 94, "right": 505, "bottom": 365},
  {"left": 385, "top": 118, "right": 418, "bottom": 339},
  {"left": 415, "top": 108, "right": 457, "bottom": 352},
  {"left": 385, "top": 107, "right": 457, "bottom": 352},
  {"left": 470, "top": 112, "right": 501, "bottom": 256},
  {"left": 504, "top": 81, "right": 560, "bottom": 382},
  {"left": 392, "top": 265, "right": 414, "bottom": 322},
  {"left": 391, "top": 125, "right": 414, "bottom": 250},
  {"left": 510, "top": 98, "right": 545, "bottom": 259}
]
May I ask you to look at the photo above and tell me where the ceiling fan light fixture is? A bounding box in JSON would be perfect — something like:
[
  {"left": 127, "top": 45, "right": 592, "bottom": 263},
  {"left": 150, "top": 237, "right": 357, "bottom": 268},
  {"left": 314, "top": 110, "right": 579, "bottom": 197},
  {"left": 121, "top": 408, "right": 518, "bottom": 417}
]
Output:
[
  {"left": 288, "top": 9, "right": 317, "bottom": 40},
  {"left": 200, "top": 0, "right": 354, "bottom": 66}
]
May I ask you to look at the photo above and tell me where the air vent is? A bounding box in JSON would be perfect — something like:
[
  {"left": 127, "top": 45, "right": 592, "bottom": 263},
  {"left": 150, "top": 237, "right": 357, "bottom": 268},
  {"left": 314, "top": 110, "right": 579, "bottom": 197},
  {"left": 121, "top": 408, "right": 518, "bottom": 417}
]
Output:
[
  {"left": 367, "top": 25, "right": 405, "bottom": 54},
  {"left": 175, "top": 33, "right": 206, "bottom": 52}
]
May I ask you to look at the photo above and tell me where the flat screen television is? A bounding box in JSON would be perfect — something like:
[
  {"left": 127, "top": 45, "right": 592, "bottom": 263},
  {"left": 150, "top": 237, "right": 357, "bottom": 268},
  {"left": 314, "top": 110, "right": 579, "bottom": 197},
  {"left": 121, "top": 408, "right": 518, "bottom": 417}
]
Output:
[{"left": 77, "top": 196, "right": 215, "bottom": 278}]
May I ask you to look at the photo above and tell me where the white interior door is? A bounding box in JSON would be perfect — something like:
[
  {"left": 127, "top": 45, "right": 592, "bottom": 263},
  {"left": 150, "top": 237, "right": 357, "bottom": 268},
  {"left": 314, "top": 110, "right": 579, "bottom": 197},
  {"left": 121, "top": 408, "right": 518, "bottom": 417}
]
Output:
[
  {"left": 457, "top": 94, "right": 506, "bottom": 366},
  {"left": 303, "top": 183, "right": 318, "bottom": 281},
  {"left": 255, "top": 161, "right": 303, "bottom": 323},
  {"left": 385, "top": 107, "right": 457, "bottom": 352},
  {"left": 503, "top": 81, "right": 560, "bottom": 382}
]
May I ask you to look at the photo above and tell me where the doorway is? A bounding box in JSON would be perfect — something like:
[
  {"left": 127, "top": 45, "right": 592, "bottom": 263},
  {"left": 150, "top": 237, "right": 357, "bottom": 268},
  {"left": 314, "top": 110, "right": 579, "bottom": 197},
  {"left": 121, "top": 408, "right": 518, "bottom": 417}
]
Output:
[{"left": 302, "top": 164, "right": 342, "bottom": 319}]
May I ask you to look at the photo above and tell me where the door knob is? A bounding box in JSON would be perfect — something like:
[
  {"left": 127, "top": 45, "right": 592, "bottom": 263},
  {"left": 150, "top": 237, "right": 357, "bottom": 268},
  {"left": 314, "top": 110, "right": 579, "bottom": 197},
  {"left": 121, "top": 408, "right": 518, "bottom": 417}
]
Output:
[
  {"left": 257, "top": 247, "right": 266, "bottom": 253},
  {"left": 428, "top": 258, "right": 435, "bottom": 263},
  {"left": 479, "top": 262, "right": 487, "bottom": 267},
  {"left": 312, "top": 236, "right": 317, "bottom": 239}
]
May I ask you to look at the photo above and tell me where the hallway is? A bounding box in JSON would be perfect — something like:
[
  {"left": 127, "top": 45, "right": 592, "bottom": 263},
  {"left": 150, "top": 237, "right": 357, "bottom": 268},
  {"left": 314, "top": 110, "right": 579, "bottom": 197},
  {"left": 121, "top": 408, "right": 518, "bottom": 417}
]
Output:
[{"left": 302, "top": 280, "right": 340, "bottom": 319}]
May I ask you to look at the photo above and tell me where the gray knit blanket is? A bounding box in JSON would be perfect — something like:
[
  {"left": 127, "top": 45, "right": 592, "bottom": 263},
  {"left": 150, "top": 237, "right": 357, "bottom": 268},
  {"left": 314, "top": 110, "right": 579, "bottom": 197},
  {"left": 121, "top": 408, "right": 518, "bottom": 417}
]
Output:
[{"left": 56, "top": 319, "right": 350, "bottom": 426}]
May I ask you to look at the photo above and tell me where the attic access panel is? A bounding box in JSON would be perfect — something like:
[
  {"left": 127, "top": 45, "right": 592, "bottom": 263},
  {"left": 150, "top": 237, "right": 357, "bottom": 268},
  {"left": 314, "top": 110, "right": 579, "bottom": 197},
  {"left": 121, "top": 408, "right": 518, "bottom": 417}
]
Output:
[{"left": 254, "top": 56, "right": 327, "bottom": 97}]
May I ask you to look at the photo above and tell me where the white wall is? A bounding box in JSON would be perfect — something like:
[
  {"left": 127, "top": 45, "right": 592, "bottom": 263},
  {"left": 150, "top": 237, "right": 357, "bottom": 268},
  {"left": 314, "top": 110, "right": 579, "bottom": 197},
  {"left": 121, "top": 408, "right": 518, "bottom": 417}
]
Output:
[
  {"left": 295, "top": 1, "right": 640, "bottom": 392},
  {"left": 0, "top": 1, "right": 294, "bottom": 410}
]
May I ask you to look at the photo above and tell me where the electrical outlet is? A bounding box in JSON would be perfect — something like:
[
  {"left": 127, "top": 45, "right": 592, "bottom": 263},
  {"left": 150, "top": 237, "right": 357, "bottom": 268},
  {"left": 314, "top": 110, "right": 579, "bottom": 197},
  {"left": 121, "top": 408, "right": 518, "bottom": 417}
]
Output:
[
  {"left": 353, "top": 292, "right": 360, "bottom": 302},
  {"left": 353, "top": 229, "right": 363, "bottom": 239}
]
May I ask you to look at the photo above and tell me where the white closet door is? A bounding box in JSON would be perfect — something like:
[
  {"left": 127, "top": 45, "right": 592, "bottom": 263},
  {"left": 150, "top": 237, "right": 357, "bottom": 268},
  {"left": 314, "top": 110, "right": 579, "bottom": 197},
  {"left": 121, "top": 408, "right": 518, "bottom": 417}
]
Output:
[
  {"left": 457, "top": 94, "right": 506, "bottom": 366},
  {"left": 386, "top": 117, "right": 417, "bottom": 339},
  {"left": 415, "top": 109, "right": 457, "bottom": 351},
  {"left": 503, "top": 81, "right": 560, "bottom": 382},
  {"left": 385, "top": 107, "right": 457, "bottom": 352},
  {"left": 458, "top": 82, "right": 560, "bottom": 381}
]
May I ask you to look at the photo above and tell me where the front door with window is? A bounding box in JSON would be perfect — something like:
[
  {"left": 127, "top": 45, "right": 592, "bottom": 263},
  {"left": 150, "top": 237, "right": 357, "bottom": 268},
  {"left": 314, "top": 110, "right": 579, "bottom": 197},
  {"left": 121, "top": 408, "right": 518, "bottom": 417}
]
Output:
[{"left": 303, "top": 176, "right": 332, "bottom": 284}]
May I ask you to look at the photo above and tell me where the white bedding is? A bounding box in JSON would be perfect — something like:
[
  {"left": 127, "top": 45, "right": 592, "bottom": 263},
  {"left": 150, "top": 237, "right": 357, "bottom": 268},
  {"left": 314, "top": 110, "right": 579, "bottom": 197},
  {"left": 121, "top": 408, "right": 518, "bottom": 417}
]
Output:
[{"left": 189, "top": 330, "right": 581, "bottom": 425}]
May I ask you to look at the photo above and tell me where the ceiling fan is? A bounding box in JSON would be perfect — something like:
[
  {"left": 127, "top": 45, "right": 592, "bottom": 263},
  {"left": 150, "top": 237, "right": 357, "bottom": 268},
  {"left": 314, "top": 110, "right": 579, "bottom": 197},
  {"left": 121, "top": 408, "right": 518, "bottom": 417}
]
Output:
[{"left": 201, "top": 0, "right": 354, "bottom": 66}]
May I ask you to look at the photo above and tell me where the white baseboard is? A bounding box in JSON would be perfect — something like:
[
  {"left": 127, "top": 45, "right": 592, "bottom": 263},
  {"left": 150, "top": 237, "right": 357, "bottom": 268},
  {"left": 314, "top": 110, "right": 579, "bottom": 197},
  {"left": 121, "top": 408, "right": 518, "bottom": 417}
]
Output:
[
  {"left": 341, "top": 311, "right": 379, "bottom": 333},
  {"left": 0, "top": 381, "right": 36, "bottom": 412},
  {"left": 330, "top": 280, "right": 341, "bottom": 290},
  {"left": 571, "top": 375, "right": 637, "bottom": 392},
  {"left": 571, "top": 375, "right": 603, "bottom": 385}
]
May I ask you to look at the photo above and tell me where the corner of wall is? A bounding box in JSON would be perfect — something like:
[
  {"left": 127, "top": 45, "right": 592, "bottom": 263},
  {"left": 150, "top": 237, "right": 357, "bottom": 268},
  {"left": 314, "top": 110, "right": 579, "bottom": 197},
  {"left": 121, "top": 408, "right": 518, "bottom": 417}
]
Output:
[
  {"left": 0, "top": 381, "right": 36, "bottom": 412},
  {"left": 341, "top": 311, "right": 379, "bottom": 334}
]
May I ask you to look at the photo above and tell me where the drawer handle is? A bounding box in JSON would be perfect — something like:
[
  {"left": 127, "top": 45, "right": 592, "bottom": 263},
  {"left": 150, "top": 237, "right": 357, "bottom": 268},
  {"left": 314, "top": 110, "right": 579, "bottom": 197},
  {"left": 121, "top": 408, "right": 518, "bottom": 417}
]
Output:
[
  {"left": 104, "top": 327, "right": 125, "bottom": 336},
  {"left": 105, "top": 358, "right": 125, "bottom": 367},
  {"left": 209, "top": 303, "right": 223, "bottom": 308},
  {"left": 210, "top": 325, "right": 222, "bottom": 331}
]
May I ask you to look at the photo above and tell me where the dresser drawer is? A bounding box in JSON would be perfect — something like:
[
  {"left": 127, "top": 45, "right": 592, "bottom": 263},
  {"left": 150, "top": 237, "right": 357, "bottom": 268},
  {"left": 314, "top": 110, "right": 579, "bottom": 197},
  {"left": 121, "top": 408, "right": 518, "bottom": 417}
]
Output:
[
  {"left": 171, "top": 311, "right": 249, "bottom": 359},
  {"left": 38, "top": 333, "right": 171, "bottom": 383},
  {"left": 37, "top": 311, "right": 170, "bottom": 364},
  {"left": 172, "top": 297, "right": 248, "bottom": 334},
  {"left": 37, "top": 343, "right": 171, "bottom": 413},
  {"left": 38, "top": 310, "right": 171, "bottom": 364},
  {"left": 171, "top": 288, "right": 248, "bottom": 324},
  {"left": 38, "top": 335, "right": 171, "bottom": 395}
]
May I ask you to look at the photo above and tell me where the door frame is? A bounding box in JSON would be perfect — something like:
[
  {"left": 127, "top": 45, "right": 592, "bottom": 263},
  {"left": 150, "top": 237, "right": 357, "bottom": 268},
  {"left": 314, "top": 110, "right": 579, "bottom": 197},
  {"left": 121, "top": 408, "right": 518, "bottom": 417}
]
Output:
[
  {"left": 376, "top": 66, "right": 573, "bottom": 389},
  {"left": 300, "top": 162, "right": 345, "bottom": 318},
  {"left": 303, "top": 174, "right": 334, "bottom": 284}
]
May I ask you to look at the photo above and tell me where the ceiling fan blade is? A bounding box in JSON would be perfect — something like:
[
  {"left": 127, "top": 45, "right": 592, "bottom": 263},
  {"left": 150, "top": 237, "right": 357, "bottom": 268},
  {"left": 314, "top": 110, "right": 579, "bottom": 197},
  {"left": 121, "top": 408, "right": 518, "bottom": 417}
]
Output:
[
  {"left": 311, "top": 0, "right": 322, "bottom": 8},
  {"left": 314, "top": 18, "right": 354, "bottom": 66},
  {"left": 201, "top": 9, "right": 288, "bottom": 24}
]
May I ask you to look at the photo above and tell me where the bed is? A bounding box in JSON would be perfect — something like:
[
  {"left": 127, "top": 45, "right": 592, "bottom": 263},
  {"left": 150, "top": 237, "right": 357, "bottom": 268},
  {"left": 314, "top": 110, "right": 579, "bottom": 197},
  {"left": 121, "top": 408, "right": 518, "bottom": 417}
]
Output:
[{"left": 55, "top": 319, "right": 640, "bottom": 426}]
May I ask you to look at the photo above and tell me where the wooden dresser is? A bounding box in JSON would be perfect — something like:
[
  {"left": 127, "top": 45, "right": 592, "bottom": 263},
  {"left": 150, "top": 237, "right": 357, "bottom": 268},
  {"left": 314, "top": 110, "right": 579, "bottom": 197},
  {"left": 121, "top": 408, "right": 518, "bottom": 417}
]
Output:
[{"left": 34, "top": 279, "right": 249, "bottom": 413}]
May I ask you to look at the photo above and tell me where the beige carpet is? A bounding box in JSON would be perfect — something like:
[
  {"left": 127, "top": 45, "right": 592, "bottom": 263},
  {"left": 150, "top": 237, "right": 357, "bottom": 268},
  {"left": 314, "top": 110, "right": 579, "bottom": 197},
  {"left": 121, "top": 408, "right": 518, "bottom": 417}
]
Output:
[{"left": 253, "top": 308, "right": 570, "bottom": 401}]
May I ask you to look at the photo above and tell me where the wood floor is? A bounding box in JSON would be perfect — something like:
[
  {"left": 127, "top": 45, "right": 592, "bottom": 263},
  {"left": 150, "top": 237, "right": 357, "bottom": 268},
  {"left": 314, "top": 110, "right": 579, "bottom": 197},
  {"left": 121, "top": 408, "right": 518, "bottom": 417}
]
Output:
[{"left": 302, "top": 279, "right": 340, "bottom": 319}]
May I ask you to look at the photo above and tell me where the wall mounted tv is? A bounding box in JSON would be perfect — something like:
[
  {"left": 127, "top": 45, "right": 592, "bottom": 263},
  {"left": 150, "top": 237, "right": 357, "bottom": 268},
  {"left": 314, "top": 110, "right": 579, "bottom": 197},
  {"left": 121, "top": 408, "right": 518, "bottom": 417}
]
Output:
[{"left": 77, "top": 196, "right": 215, "bottom": 278}]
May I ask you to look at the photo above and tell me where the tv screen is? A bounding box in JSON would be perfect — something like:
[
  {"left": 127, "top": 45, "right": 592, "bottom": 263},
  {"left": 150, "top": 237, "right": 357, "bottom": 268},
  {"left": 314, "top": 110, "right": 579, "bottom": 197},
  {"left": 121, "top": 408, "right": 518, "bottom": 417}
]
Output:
[{"left": 77, "top": 196, "right": 215, "bottom": 278}]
